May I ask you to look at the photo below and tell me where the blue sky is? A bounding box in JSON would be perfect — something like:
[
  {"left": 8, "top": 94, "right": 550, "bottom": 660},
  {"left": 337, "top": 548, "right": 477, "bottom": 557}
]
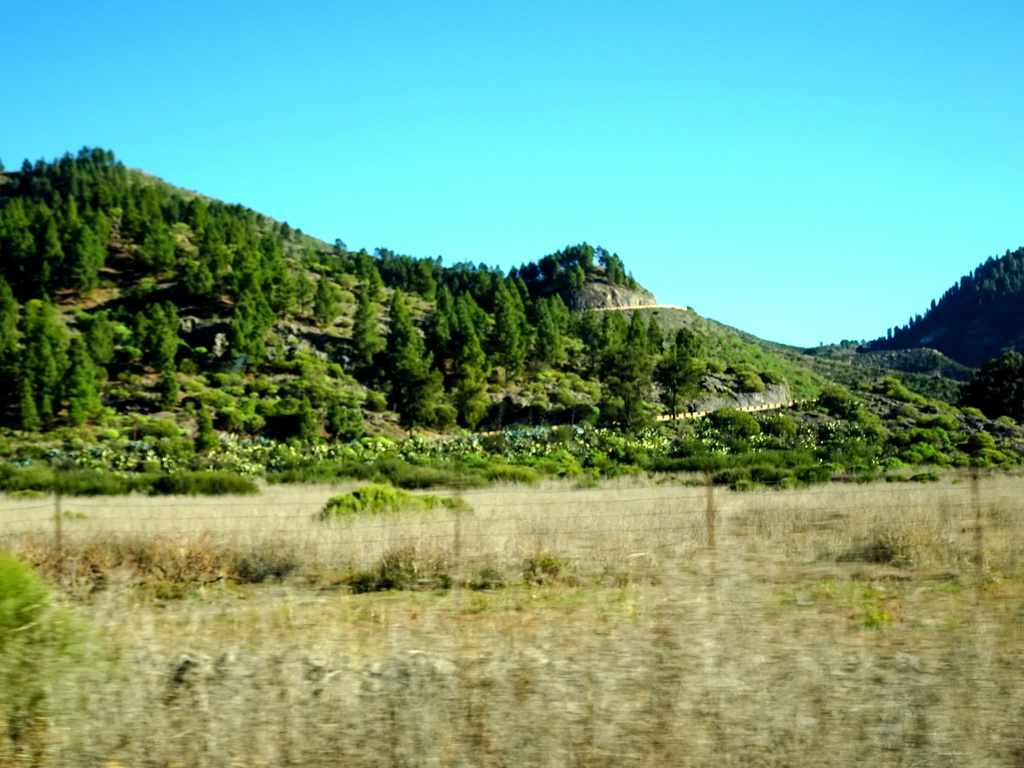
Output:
[{"left": 5, "top": 1, "right": 1023, "bottom": 347}]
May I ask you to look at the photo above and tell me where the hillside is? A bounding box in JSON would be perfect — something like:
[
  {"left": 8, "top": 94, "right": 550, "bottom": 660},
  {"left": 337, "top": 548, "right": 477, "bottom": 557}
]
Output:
[
  {"left": 1, "top": 148, "right": 1022, "bottom": 488},
  {"left": 865, "top": 246, "right": 1024, "bottom": 367},
  {"left": 0, "top": 149, "right": 829, "bottom": 439}
]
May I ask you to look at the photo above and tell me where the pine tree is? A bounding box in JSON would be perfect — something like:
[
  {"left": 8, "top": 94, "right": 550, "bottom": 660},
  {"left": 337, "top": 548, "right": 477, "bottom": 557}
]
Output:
[
  {"left": 21, "top": 299, "right": 69, "bottom": 422},
  {"left": 313, "top": 276, "right": 340, "bottom": 326},
  {"left": 490, "top": 281, "right": 527, "bottom": 378},
  {"left": 157, "top": 371, "right": 179, "bottom": 411},
  {"left": 138, "top": 225, "right": 176, "bottom": 274},
  {"left": 356, "top": 250, "right": 384, "bottom": 302},
  {"left": 384, "top": 290, "right": 443, "bottom": 430},
  {"left": 425, "top": 285, "right": 455, "bottom": 363},
  {"left": 454, "top": 367, "right": 490, "bottom": 429},
  {"left": 412, "top": 259, "right": 437, "bottom": 300},
  {"left": 83, "top": 310, "right": 116, "bottom": 367},
  {"left": 534, "top": 300, "right": 564, "bottom": 366},
  {"left": 600, "top": 340, "right": 654, "bottom": 430},
  {"left": 351, "top": 288, "right": 383, "bottom": 373},
  {"left": 656, "top": 333, "right": 704, "bottom": 419},
  {"left": 229, "top": 286, "right": 274, "bottom": 367},
  {"left": 36, "top": 212, "right": 64, "bottom": 295},
  {"left": 65, "top": 337, "right": 101, "bottom": 426},
  {"left": 136, "top": 303, "right": 180, "bottom": 371},
  {"left": 646, "top": 316, "right": 664, "bottom": 353},
  {"left": 18, "top": 377, "right": 40, "bottom": 431}
]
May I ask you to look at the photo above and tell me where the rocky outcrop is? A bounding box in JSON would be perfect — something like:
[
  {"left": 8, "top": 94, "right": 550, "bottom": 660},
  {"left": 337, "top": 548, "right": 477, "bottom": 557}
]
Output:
[
  {"left": 683, "top": 376, "right": 794, "bottom": 414},
  {"left": 562, "top": 282, "right": 656, "bottom": 311}
]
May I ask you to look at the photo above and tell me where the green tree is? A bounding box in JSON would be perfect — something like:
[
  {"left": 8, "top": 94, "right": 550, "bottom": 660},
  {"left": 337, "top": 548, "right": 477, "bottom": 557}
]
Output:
[
  {"left": 453, "top": 366, "right": 490, "bottom": 429},
  {"left": 327, "top": 403, "right": 364, "bottom": 442},
  {"left": 37, "top": 212, "right": 64, "bottom": 295},
  {"left": 83, "top": 310, "right": 116, "bottom": 366},
  {"left": 313, "top": 276, "right": 340, "bottom": 326},
  {"left": 66, "top": 222, "right": 106, "bottom": 292},
  {"left": 426, "top": 285, "right": 456, "bottom": 363},
  {"left": 64, "top": 337, "right": 101, "bottom": 426},
  {"left": 412, "top": 259, "right": 438, "bottom": 300},
  {"left": 600, "top": 341, "right": 654, "bottom": 430},
  {"left": 195, "top": 409, "right": 217, "bottom": 453},
  {"left": 646, "top": 316, "right": 664, "bottom": 353},
  {"left": 350, "top": 288, "right": 383, "bottom": 374},
  {"left": 533, "top": 300, "right": 564, "bottom": 366},
  {"left": 385, "top": 290, "right": 443, "bottom": 430},
  {"left": 356, "top": 250, "right": 384, "bottom": 302},
  {"left": 136, "top": 302, "right": 180, "bottom": 372},
  {"left": 490, "top": 281, "right": 527, "bottom": 378},
  {"left": 656, "top": 335, "right": 704, "bottom": 419},
  {"left": 138, "top": 225, "right": 176, "bottom": 274},
  {"left": 20, "top": 299, "right": 69, "bottom": 422},
  {"left": 567, "top": 263, "right": 586, "bottom": 289},
  {"left": 962, "top": 351, "right": 1024, "bottom": 421},
  {"left": 229, "top": 285, "right": 274, "bottom": 367},
  {"left": 180, "top": 257, "right": 216, "bottom": 303},
  {"left": 157, "top": 371, "right": 179, "bottom": 411}
]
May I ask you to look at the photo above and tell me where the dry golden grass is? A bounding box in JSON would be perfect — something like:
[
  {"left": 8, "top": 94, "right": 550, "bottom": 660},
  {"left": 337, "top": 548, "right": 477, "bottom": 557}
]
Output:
[{"left": 2, "top": 473, "right": 1023, "bottom": 767}]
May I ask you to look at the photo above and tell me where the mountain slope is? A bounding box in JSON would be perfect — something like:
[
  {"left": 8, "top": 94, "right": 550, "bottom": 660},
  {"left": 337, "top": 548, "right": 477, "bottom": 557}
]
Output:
[
  {"left": 0, "top": 148, "right": 833, "bottom": 441},
  {"left": 865, "top": 246, "right": 1024, "bottom": 367}
]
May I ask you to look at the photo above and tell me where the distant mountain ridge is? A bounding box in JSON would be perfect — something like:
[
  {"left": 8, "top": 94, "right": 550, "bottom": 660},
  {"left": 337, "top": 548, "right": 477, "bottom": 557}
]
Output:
[{"left": 866, "top": 246, "right": 1024, "bottom": 367}]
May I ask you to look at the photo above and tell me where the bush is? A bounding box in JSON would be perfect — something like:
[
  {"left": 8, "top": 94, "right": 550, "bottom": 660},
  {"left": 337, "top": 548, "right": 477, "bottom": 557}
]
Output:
[
  {"left": 0, "top": 464, "right": 57, "bottom": 493},
  {"left": 762, "top": 413, "right": 798, "bottom": 439},
  {"left": 0, "top": 552, "right": 80, "bottom": 750},
  {"left": 58, "top": 469, "right": 131, "bottom": 496},
  {"left": 150, "top": 471, "right": 259, "bottom": 495},
  {"left": 484, "top": 464, "right": 540, "bottom": 484},
  {"left": 710, "top": 408, "right": 761, "bottom": 438},
  {"left": 319, "top": 484, "right": 470, "bottom": 518},
  {"left": 963, "top": 432, "right": 996, "bottom": 454},
  {"left": 818, "top": 385, "right": 861, "bottom": 419}
]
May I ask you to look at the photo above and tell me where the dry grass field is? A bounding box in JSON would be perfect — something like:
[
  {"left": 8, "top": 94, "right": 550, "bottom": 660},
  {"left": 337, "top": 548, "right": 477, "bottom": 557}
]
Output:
[{"left": 2, "top": 473, "right": 1024, "bottom": 767}]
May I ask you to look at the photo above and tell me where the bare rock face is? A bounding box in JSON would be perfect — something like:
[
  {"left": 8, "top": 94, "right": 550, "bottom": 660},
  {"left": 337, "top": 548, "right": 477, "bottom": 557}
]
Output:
[
  {"left": 562, "top": 282, "right": 657, "bottom": 311},
  {"left": 683, "top": 379, "right": 795, "bottom": 414}
]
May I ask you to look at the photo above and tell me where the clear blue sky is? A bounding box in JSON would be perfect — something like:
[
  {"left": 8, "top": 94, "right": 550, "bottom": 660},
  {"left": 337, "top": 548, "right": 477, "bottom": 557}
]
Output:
[{"left": 5, "top": 1, "right": 1023, "bottom": 347}]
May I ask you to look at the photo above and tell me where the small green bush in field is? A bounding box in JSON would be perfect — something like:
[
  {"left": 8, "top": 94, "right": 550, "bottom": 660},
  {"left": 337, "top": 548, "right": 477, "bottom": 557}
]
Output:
[
  {"left": 319, "top": 484, "right": 470, "bottom": 519},
  {"left": 484, "top": 464, "right": 540, "bottom": 484}
]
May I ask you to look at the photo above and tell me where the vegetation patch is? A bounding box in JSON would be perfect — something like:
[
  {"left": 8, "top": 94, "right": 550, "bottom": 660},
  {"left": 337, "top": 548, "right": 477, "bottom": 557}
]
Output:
[{"left": 318, "top": 484, "right": 470, "bottom": 518}]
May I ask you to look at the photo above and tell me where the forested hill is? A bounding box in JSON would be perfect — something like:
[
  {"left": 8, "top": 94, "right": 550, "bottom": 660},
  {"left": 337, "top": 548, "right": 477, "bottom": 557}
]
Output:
[
  {"left": 1, "top": 147, "right": 793, "bottom": 440},
  {"left": 866, "top": 247, "right": 1024, "bottom": 367}
]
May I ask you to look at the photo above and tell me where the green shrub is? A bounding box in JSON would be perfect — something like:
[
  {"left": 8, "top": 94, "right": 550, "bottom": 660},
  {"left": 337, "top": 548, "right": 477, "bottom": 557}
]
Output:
[
  {"left": 0, "top": 552, "right": 81, "bottom": 749},
  {"left": 0, "top": 464, "right": 57, "bottom": 493},
  {"left": 963, "top": 432, "right": 996, "bottom": 454},
  {"left": 150, "top": 471, "right": 259, "bottom": 495},
  {"left": 710, "top": 408, "right": 761, "bottom": 438},
  {"left": 877, "top": 376, "right": 928, "bottom": 405},
  {"left": 762, "top": 413, "right": 798, "bottom": 439},
  {"left": 818, "top": 385, "right": 861, "bottom": 419},
  {"left": 795, "top": 464, "right": 833, "bottom": 485},
  {"left": 57, "top": 469, "right": 131, "bottom": 496},
  {"left": 484, "top": 464, "right": 540, "bottom": 484},
  {"left": 319, "top": 484, "right": 470, "bottom": 518}
]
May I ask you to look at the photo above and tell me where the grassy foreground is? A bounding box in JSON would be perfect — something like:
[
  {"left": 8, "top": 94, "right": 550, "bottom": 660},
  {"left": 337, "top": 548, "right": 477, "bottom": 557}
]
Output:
[{"left": 2, "top": 476, "right": 1024, "bottom": 767}]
